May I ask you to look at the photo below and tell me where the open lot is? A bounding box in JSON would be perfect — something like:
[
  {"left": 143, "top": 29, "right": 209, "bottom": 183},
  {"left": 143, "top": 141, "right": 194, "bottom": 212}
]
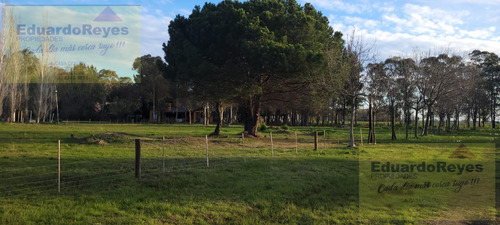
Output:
[{"left": 0, "top": 123, "right": 497, "bottom": 224}]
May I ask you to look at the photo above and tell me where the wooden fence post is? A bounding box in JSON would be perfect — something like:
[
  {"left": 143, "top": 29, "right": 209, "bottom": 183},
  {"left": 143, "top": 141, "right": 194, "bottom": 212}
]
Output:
[
  {"left": 324, "top": 130, "right": 326, "bottom": 150},
  {"left": 135, "top": 139, "right": 141, "bottom": 180},
  {"left": 314, "top": 131, "right": 318, "bottom": 151}
]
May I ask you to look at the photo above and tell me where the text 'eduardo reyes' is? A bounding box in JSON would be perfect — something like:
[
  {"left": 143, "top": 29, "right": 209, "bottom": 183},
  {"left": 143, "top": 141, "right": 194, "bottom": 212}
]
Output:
[{"left": 371, "top": 161, "right": 483, "bottom": 175}]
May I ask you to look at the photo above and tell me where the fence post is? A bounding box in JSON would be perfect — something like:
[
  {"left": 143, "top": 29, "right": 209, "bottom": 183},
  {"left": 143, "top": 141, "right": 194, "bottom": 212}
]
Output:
[
  {"left": 58, "top": 140, "right": 61, "bottom": 193},
  {"left": 162, "top": 136, "right": 165, "bottom": 173},
  {"left": 271, "top": 132, "right": 274, "bottom": 157},
  {"left": 314, "top": 131, "right": 318, "bottom": 151},
  {"left": 295, "top": 130, "right": 298, "bottom": 154},
  {"left": 324, "top": 130, "right": 326, "bottom": 150},
  {"left": 205, "top": 135, "right": 209, "bottom": 167},
  {"left": 135, "top": 139, "right": 141, "bottom": 180}
]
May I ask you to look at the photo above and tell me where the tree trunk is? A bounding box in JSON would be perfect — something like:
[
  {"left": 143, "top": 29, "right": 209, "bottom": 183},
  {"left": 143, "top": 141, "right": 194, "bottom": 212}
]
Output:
[
  {"left": 23, "top": 82, "right": 29, "bottom": 123},
  {"left": 303, "top": 112, "right": 310, "bottom": 126},
  {"left": 430, "top": 112, "right": 435, "bottom": 134},
  {"left": 421, "top": 107, "right": 426, "bottom": 132},
  {"left": 373, "top": 114, "right": 377, "bottom": 144},
  {"left": 244, "top": 95, "right": 261, "bottom": 137},
  {"left": 228, "top": 105, "right": 233, "bottom": 126},
  {"left": 467, "top": 109, "right": 471, "bottom": 128},
  {"left": 203, "top": 103, "right": 208, "bottom": 125},
  {"left": 342, "top": 100, "right": 346, "bottom": 126},
  {"left": 405, "top": 109, "right": 409, "bottom": 140},
  {"left": 355, "top": 110, "right": 358, "bottom": 126},
  {"left": 478, "top": 109, "right": 481, "bottom": 129},
  {"left": 349, "top": 96, "right": 356, "bottom": 148},
  {"left": 391, "top": 101, "right": 396, "bottom": 140},
  {"left": 175, "top": 104, "right": 179, "bottom": 122},
  {"left": 437, "top": 114, "right": 444, "bottom": 134},
  {"left": 414, "top": 108, "right": 419, "bottom": 139},
  {"left": 472, "top": 107, "right": 477, "bottom": 130},
  {"left": 368, "top": 94, "right": 375, "bottom": 144},
  {"left": 274, "top": 110, "right": 280, "bottom": 125},
  {"left": 446, "top": 114, "right": 451, "bottom": 132},
  {"left": 206, "top": 102, "right": 210, "bottom": 126},
  {"left": 188, "top": 109, "right": 192, "bottom": 125},
  {"left": 212, "top": 102, "right": 223, "bottom": 136},
  {"left": 423, "top": 105, "right": 431, "bottom": 136},
  {"left": 492, "top": 93, "right": 496, "bottom": 129}
]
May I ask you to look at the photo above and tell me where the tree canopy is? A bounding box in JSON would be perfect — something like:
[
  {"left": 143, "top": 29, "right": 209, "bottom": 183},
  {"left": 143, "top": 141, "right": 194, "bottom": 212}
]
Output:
[{"left": 163, "top": 0, "right": 344, "bottom": 136}]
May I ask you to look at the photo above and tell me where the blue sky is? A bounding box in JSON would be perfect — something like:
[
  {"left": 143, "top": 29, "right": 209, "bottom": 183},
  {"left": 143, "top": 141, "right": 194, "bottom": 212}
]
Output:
[{"left": 7, "top": 0, "right": 500, "bottom": 76}]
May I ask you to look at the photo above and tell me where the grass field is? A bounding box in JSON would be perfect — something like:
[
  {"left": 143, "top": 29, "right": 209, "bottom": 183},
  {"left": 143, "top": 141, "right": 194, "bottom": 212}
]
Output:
[{"left": 0, "top": 122, "right": 497, "bottom": 224}]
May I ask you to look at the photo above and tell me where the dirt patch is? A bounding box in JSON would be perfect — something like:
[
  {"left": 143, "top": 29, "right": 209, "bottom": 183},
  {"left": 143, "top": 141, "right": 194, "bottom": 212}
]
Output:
[{"left": 73, "top": 132, "right": 131, "bottom": 145}]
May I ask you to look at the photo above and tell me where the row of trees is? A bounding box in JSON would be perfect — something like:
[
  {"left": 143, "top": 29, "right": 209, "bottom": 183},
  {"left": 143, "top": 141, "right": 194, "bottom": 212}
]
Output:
[
  {"left": 366, "top": 50, "right": 500, "bottom": 142},
  {"left": 0, "top": 5, "right": 169, "bottom": 123},
  {"left": 1, "top": 0, "right": 499, "bottom": 148},
  {"left": 0, "top": 8, "right": 57, "bottom": 124},
  {"left": 0, "top": 53, "right": 167, "bottom": 122},
  {"left": 163, "top": 0, "right": 500, "bottom": 146}
]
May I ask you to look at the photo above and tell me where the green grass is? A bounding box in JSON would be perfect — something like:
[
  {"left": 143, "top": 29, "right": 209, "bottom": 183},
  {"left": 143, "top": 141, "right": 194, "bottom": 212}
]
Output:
[{"left": 0, "top": 122, "right": 497, "bottom": 224}]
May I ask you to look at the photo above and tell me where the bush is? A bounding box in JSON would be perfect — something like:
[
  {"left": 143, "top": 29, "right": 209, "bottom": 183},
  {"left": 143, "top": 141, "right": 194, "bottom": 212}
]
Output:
[
  {"left": 280, "top": 125, "right": 289, "bottom": 131},
  {"left": 259, "top": 123, "right": 269, "bottom": 132}
]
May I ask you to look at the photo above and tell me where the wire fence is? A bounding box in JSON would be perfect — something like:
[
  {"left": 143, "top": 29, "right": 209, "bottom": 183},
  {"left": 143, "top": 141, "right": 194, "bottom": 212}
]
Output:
[{"left": 0, "top": 130, "right": 364, "bottom": 199}]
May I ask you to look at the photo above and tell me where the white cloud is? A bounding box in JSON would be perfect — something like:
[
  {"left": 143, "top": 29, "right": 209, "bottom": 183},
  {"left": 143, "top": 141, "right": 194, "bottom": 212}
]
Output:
[
  {"left": 390, "top": 4, "right": 468, "bottom": 36},
  {"left": 458, "top": 28, "right": 495, "bottom": 39},
  {"left": 344, "top": 16, "right": 380, "bottom": 28},
  {"left": 141, "top": 12, "right": 172, "bottom": 58},
  {"left": 350, "top": 26, "right": 500, "bottom": 61}
]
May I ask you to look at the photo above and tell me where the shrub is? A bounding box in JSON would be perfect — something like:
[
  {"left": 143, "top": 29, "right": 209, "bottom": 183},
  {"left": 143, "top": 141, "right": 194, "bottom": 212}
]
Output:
[
  {"left": 259, "top": 123, "right": 268, "bottom": 132},
  {"left": 280, "top": 124, "right": 289, "bottom": 131}
]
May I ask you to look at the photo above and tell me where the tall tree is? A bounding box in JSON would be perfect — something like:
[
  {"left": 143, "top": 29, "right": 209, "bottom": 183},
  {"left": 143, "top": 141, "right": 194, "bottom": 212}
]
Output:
[
  {"left": 419, "top": 54, "right": 461, "bottom": 135},
  {"left": 385, "top": 57, "right": 416, "bottom": 140},
  {"left": 164, "top": 0, "right": 340, "bottom": 136},
  {"left": 469, "top": 50, "right": 500, "bottom": 129},
  {"left": 133, "top": 55, "right": 169, "bottom": 121},
  {"left": 57, "top": 63, "right": 114, "bottom": 120},
  {"left": 366, "top": 62, "right": 385, "bottom": 143},
  {"left": 340, "top": 30, "right": 374, "bottom": 147}
]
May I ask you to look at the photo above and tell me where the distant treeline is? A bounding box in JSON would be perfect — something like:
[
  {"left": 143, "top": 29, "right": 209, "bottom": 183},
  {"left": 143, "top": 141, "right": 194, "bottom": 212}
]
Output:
[{"left": 1, "top": 0, "right": 498, "bottom": 144}]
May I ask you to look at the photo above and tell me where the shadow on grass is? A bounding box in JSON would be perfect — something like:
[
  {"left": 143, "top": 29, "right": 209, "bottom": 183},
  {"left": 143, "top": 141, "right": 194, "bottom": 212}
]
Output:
[
  {"left": 0, "top": 157, "right": 359, "bottom": 223},
  {"left": 1, "top": 155, "right": 499, "bottom": 224}
]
